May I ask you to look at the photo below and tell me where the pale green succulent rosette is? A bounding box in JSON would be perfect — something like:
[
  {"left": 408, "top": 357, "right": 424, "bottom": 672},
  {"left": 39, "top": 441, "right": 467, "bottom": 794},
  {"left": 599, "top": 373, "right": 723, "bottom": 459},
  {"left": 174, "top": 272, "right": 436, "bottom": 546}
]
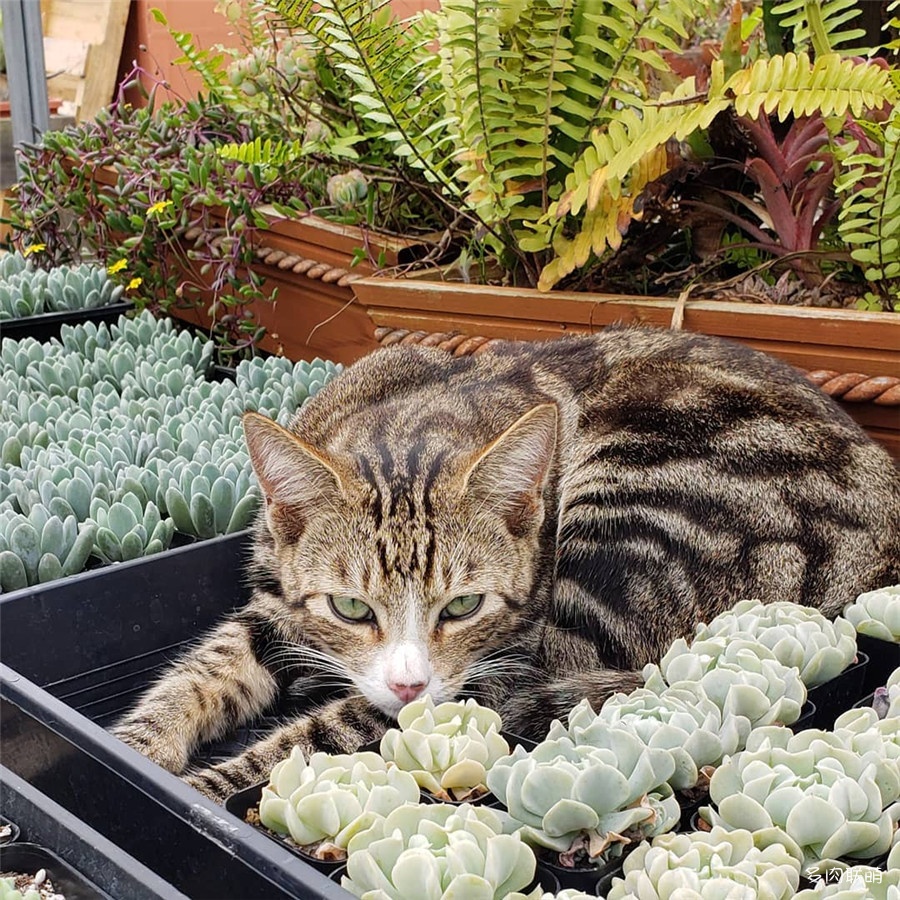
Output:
[
  {"left": 567, "top": 677, "right": 751, "bottom": 790},
  {"left": 380, "top": 696, "right": 510, "bottom": 801},
  {"left": 794, "top": 868, "right": 900, "bottom": 899},
  {"left": 487, "top": 730, "right": 679, "bottom": 867},
  {"left": 342, "top": 802, "right": 535, "bottom": 900},
  {"left": 603, "top": 826, "right": 802, "bottom": 900},
  {"left": 258, "top": 746, "right": 420, "bottom": 858},
  {"left": 704, "top": 727, "right": 900, "bottom": 875},
  {"left": 646, "top": 635, "right": 806, "bottom": 728},
  {"left": 843, "top": 584, "right": 900, "bottom": 643},
  {"left": 0, "top": 877, "right": 41, "bottom": 900},
  {"left": 695, "top": 599, "right": 858, "bottom": 687},
  {"left": 833, "top": 707, "right": 900, "bottom": 765}
]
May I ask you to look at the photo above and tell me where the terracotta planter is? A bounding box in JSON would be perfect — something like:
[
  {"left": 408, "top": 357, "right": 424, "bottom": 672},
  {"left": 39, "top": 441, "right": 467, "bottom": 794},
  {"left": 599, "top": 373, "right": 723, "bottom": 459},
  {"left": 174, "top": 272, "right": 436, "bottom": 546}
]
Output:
[
  {"left": 170, "top": 204, "right": 436, "bottom": 366},
  {"left": 352, "top": 274, "right": 900, "bottom": 462}
]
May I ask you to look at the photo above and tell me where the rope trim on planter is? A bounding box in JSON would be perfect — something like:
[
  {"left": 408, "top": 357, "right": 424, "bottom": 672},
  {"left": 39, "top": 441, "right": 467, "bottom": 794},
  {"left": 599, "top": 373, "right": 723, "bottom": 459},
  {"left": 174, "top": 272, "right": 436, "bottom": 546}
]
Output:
[
  {"left": 373, "top": 327, "right": 900, "bottom": 407},
  {"left": 182, "top": 227, "right": 365, "bottom": 288}
]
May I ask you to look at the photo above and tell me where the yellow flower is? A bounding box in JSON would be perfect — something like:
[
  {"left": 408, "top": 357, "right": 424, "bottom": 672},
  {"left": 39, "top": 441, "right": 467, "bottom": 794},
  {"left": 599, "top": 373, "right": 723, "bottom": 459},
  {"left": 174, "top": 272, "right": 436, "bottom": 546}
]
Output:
[
  {"left": 107, "top": 259, "right": 127, "bottom": 274},
  {"left": 22, "top": 243, "right": 46, "bottom": 257},
  {"left": 127, "top": 276, "right": 143, "bottom": 290},
  {"left": 147, "top": 200, "right": 173, "bottom": 217}
]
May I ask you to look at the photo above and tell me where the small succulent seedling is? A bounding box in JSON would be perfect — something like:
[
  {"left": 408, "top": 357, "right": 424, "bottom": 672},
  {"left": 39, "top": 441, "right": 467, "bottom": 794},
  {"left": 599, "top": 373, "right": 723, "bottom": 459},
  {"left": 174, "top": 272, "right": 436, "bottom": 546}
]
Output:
[
  {"left": 343, "top": 802, "right": 535, "bottom": 900},
  {"left": 703, "top": 726, "right": 900, "bottom": 874},
  {"left": 562, "top": 685, "right": 749, "bottom": 791},
  {"left": 646, "top": 634, "right": 807, "bottom": 728},
  {"left": 86, "top": 495, "right": 174, "bottom": 563},
  {"left": 0, "top": 874, "right": 42, "bottom": 900},
  {"left": 604, "top": 826, "right": 803, "bottom": 900},
  {"left": 695, "top": 599, "right": 858, "bottom": 687},
  {"left": 843, "top": 584, "right": 900, "bottom": 643},
  {"left": 380, "top": 695, "right": 510, "bottom": 802},
  {"left": 487, "top": 729, "right": 679, "bottom": 868},
  {"left": 259, "top": 746, "right": 419, "bottom": 859}
]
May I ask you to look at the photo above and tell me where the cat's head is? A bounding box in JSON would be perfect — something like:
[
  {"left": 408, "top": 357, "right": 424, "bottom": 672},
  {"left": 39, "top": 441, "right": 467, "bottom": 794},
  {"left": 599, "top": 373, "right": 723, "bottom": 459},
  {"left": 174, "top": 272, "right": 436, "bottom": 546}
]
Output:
[{"left": 243, "top": 403, "right": 557, "bottom": 717}]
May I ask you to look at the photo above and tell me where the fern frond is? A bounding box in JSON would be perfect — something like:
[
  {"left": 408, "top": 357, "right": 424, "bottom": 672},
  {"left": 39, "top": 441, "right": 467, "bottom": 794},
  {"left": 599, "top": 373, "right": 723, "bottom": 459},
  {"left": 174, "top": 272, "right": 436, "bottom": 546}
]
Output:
[
  {"left": 274, "top": 0, "right": 456, "bottom": 192},
  {"left": 836, "top": 109, "right": 900, "bottom": 301},
  {"left": 725, "top": 52, "right": 897, "bottom": 120},
  {"left": 537, "top": 77, "right": 728, "bottom": 289},
  {"left": 770, "top": 0, "right": 869, "bottom": 57},
  {"left": 217, "top": 137, "right": 304, "bottom": 166}
]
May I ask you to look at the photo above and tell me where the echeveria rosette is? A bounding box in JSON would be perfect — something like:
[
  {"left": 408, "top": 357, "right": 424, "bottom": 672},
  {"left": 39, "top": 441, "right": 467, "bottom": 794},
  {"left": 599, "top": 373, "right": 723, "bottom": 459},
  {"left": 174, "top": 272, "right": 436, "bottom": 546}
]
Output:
[
  {"left": 703, "top": 727, "right": 900, "bottom": 874},
  {"left": 604, "top": 826, "right": 803, "bottom": 900},
  {"left": 843, "top": 584, "right": 900, "bottom": 643},
  {"left": 258, "top": 746, "right": 419, "bottom": 858},
  {"left": 833, "top": 707, "right": 900, "bottom": 766},
  {"left": 342, "top": 802, "right": 535, "bottom": 900},
  {"left": 572, "top": 678, "right": 750, "bottom": 790},
  {"left": 695, "top": 599, "right": 857, "bottom": 688},
  {"left": 487, "top": 731, "right": 679, "bottom": 867},
  {"left": 646, "top": 635, "right": 806, "bottom": 727},
  {"left": 380, "top": 696, "right": 509, "bottom": 802},
  {"left": 794, "top": 868, "right": 900, "bottom": 899}
]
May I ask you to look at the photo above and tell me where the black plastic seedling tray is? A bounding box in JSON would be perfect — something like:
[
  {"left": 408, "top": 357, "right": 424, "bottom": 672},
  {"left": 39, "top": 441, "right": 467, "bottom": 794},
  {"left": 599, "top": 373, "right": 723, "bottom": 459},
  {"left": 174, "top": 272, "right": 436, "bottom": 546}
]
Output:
[
  {"left": 0, "top": 765, "right": 186, "bottom": 899},
  {"left": 0, "top": 532, "right": 351, "bottom": 900},
  {"left": 0, "top": 842, "right": 110, "bottom": 900},
  {"left": 0, "top": 302, "right": 135, "bottom": 343},
  {"left": 805, "top": 652, "right": 869, "bottom": 729}
]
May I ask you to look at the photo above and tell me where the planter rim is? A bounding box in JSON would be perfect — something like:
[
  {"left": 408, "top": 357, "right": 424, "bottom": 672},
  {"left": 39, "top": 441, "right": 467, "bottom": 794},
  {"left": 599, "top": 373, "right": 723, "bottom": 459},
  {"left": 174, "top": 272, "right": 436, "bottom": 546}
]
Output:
[{"left": 353, "top": 275, "right": 900, "bottom": 347}]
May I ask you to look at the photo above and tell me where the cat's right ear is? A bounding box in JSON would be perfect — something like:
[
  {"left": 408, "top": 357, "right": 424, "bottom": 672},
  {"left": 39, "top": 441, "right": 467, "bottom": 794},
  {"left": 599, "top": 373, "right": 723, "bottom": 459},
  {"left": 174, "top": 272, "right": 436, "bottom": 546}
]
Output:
[{"left": 243, "top": 412, "right": 343, "bottom": 543}]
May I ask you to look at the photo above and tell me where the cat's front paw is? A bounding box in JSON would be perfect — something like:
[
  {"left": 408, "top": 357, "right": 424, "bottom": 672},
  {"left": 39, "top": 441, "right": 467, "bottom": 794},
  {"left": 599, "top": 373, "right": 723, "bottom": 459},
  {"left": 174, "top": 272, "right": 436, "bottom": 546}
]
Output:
[
  {"left": 184, "top": 765, "right": 244, "bottom": 803},
  {"left": 112, "top": 722, "right": 191, "bottom": 775}
]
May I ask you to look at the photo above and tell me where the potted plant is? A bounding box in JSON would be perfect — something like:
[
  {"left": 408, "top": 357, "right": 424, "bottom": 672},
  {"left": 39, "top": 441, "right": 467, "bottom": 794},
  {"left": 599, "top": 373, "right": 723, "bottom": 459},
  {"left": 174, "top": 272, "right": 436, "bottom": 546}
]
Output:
[
  {"left": 603, "top": 826, "right": 804, "bottom": 900},
  {"left": 378, "top": 696, "right": 512, "bottom": 804},
  {"left": 699, "top": 725, "right": 899, "bottom": 876},
  {"left": 339, "top": 802, "right": 538, "bottom": 899},
  {"left": 486, "top": 728, "right": 680, "bottom": 890}
]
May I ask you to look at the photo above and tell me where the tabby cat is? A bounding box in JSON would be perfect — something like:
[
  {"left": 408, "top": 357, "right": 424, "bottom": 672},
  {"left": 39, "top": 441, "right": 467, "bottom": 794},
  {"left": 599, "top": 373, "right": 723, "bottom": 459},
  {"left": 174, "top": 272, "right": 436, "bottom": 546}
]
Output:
[{"left": 115, "top": 326, "right": 900, "bottom": 800}]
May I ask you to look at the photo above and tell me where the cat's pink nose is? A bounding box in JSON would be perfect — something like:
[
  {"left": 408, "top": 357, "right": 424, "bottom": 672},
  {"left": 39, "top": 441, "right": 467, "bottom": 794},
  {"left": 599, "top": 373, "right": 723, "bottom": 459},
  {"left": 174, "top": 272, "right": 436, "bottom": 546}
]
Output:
[{"left": 389, "top": 681, "right": 427, "bottom": 703}]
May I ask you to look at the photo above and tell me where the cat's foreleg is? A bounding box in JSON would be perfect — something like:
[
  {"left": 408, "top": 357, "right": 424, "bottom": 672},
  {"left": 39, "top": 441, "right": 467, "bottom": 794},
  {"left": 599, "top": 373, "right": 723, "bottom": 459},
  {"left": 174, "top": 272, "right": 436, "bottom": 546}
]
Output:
[
  {"left": 113, "top": 615, "right": 280, "bottom": 776},
  {"left": 499, "top": 668, "right": 644, "bottom": 739},
  {"left": 185, "top": 695, "right": 391, "bottom": 801}
]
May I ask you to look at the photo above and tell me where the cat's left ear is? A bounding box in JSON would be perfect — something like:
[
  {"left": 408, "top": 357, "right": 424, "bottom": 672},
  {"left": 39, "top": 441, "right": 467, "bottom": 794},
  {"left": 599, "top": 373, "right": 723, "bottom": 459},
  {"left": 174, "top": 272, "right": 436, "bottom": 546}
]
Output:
[{"left": 463, "top": 403, "right": 558, "bottom": 537}]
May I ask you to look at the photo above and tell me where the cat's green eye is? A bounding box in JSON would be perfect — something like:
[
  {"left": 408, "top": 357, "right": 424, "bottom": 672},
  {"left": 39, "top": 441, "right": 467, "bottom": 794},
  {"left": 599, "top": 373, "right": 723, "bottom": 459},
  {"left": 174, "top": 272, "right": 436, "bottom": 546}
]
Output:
[
  {"left": 441, "top": 593, "right": 484, "bottom": 620},
  {"left": 328, "top": 595, "right": 374, "bottom": 623}
]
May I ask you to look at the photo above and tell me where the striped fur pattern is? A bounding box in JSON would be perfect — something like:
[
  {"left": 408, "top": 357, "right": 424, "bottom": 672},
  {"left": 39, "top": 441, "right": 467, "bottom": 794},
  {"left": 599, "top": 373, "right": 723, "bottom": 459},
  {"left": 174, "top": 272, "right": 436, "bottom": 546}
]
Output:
[{"left": 115, "top": 327, "right": 900, "bottom": 801}]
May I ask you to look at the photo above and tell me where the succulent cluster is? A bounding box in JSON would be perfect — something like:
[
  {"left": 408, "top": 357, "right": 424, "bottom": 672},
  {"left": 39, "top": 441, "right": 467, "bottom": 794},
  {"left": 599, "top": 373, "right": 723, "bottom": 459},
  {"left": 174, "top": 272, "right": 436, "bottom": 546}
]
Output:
[
  {"left": 380, "top": 696, "right": 510, "bottom": 802},
  {"left": 695, "top": 600, "right": 858, "bottom": 688},
  {"left": 0, "top": 311, "right": 342, "bottom": 591},
  {"left": 644, "top": 634, "right": 807, "bottom": 729},
  {"left": 0, "top": 253, "right": 125, "bottom": 320},
  {"left": 342, "top": 803, "right": 535, "bottom": 900},
  {"left": 702, "top": 726, "right": 900, "bottom": 873},
  {"left": 487, "top": 729, "right": 680, "bottom": 867},
  {"left": 844, "top": 584, "right": 900, "bottom": 643},
  {"left": 604, "top": 827, "right": 803, "bottom": 900},
  {"left": 258, "top": 746, "right": 420, "bottom": 858},
  {"left": 326, "top": 169, "right": 369, "bottom": 209}
]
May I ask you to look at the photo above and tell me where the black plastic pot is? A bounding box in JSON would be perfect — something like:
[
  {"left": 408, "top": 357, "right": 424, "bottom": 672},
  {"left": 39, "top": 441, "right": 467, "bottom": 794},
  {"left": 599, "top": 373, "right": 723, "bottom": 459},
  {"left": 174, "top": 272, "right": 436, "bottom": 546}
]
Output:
[
  {"left": 0, "top": 302, "right": 135, "bottom": 343},
  {"left": 805, "top": 652, "right": 869, "bottom": 729},
  {"left": 0, "top": 843, "right": 111, "bottom": 900},
  {"left": 0, "top": 532, "right": 350, "bottom": 900},
  {"left": 224, "top": 782, "right": 349, "bottom": 876},
  {"left": 856, "top": 633, "right": 900, "bottom": 696},
  {"left": 1, "top": 765, "right": 186, "bottom": 899},
  {"left": 538, "top": 847, "right": 631, "bottom": 894},
  {"left": 790, "top": 700, "right": 818, "bottom": 732}
]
